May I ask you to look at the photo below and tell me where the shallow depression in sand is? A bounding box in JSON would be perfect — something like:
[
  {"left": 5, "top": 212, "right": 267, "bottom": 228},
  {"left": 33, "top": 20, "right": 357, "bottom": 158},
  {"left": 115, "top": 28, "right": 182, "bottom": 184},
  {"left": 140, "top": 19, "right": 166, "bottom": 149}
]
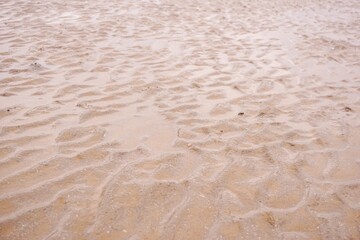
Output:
[{"left": 106, "top": 114, "right": 178, "bottom": 153}]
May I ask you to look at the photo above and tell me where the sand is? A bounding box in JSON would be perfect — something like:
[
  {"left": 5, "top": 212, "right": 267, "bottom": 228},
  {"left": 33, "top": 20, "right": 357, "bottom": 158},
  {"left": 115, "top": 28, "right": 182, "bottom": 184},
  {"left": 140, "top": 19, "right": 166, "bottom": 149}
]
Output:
[{"left": 0, "top": 0, "right": 360, "bottom": 239}]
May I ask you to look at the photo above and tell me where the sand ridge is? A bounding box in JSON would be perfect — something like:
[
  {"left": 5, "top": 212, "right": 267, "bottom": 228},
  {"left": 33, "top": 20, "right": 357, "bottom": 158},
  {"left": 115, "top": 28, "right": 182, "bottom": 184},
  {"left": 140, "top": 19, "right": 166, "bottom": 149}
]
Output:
[{"left": 0, "top": 0, "right": 360, "bottom": 239}]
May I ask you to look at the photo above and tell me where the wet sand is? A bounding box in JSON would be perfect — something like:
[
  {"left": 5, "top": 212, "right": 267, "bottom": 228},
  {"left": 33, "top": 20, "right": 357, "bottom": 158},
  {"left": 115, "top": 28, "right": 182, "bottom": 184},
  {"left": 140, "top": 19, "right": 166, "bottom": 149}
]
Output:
[{"left": 0, "top": 0, "right": 360, "bottom": 239}]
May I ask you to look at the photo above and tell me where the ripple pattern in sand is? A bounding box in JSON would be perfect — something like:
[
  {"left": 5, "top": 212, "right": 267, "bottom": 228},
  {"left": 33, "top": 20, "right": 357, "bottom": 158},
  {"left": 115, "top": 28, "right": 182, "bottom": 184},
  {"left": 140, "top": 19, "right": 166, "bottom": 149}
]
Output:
[{"left": 0, "top": 0, "right": 360, "bottom": 239}]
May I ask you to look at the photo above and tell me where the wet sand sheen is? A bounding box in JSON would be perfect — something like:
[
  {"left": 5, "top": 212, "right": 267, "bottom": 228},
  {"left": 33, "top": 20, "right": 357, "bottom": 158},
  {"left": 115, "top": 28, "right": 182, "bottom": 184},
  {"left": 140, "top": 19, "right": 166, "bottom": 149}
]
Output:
[{"left": 0, "top": 0, "right": 360, "bottom": 239}]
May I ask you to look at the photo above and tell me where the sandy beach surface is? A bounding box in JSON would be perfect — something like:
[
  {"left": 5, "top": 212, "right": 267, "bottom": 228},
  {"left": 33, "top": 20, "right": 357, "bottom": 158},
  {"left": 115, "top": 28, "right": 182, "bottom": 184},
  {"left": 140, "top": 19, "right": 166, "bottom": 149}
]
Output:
[{"left": 0, "top": 0, "right": 360, "bottom": 239}]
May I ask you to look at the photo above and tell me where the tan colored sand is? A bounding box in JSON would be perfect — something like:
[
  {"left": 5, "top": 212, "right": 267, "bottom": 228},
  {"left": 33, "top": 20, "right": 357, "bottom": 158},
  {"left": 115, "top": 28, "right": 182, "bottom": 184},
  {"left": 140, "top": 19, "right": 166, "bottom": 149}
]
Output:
[{"left": 1, "top": 0, "right": 360, "bottom": 239}]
